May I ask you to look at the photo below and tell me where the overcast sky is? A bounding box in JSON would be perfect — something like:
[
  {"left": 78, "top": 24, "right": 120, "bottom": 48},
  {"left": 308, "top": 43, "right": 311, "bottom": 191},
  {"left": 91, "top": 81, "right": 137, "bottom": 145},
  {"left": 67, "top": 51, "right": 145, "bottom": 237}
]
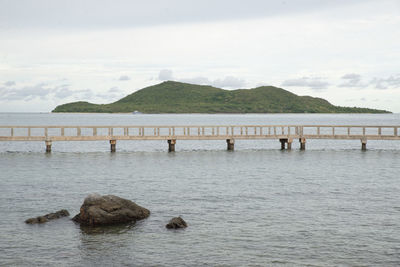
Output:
[{"left": 1, "top": 0, "right": 399, "bottom": 112}]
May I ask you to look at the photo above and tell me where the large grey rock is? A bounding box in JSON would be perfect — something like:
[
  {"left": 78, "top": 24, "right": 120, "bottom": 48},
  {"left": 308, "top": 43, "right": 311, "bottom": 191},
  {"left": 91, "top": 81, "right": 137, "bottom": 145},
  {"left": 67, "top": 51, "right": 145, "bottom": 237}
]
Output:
[
  {"left": 166, "top": 216, "right": 187, "bottom": 229},
  {"left": 25, "top": 209, "right": 70, "bottom": 224},
  {"left": 72, "top": 194, "right": 150, "bottom": 226}
]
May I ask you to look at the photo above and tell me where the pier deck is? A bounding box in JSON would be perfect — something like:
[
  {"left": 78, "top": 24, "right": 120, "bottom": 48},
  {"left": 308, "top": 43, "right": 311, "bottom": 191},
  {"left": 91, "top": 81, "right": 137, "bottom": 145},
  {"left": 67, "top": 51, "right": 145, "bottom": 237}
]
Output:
[{"left": 1, "top": 125, "right": 399, "bottom": 152}]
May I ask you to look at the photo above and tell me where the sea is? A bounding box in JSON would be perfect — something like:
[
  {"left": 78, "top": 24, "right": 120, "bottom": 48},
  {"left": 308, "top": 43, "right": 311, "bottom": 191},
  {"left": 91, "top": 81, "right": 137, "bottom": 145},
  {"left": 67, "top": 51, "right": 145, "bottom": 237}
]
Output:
[{"left": 0, "top": 113, "right": 399, "bottom": 266}]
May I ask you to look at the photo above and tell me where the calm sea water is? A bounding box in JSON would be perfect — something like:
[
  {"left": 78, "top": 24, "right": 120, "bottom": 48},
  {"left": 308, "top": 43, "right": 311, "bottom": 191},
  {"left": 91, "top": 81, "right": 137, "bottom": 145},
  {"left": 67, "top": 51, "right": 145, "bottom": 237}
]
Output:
[{"left": 1, "top": 113, "right": 400, "bottom": 266}]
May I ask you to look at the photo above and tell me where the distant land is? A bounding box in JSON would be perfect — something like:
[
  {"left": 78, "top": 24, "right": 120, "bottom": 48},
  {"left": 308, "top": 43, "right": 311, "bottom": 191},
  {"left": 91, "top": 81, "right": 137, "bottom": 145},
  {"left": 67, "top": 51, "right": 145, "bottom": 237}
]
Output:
[{"left": 52, "top": 81, "right": 390, "bottom": 113}]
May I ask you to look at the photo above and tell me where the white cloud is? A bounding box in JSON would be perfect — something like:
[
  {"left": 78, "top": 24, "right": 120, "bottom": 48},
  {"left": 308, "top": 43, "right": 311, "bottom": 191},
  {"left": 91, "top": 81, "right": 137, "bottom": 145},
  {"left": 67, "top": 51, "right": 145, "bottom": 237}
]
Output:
[
  {"left": 1, "top": 0, "right": 400, "bottom": 112},
  {"left": 179, "top": 75, "right": 246, "bottom": 88},
  {"left": 158, "top": 69, "right": 174, "bottom": 81},
  {"left": 281, "top": 77, "right": 330, "bottom": 90},
  {"left": 180, "top": 76, "right": 210, "bottom": 85},
  {"left": 95, "top": 87, "right": 125, "bottom": 101},
  {"left": 0, "top": 0, "right": 376, "bottom": 30},
  {"left": 212, "top": 76, "right": 246, "bottom": 88}
]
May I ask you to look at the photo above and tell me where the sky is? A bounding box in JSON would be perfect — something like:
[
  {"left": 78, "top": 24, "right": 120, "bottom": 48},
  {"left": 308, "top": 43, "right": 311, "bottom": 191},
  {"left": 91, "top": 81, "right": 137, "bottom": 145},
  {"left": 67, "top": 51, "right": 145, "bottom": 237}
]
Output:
[{"left": 0, "top": 0, "right": 399, "bottom": 112}]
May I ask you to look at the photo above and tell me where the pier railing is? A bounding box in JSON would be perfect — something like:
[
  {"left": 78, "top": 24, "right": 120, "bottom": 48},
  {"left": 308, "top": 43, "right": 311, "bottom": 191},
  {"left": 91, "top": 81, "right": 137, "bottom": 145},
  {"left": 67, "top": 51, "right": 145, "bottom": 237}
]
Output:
[
  {"left": 1, "top": 125, "right": 399, "bottom": 152},
  {"left": 1, "top": 125, "right": 399, "bottom": 141}
]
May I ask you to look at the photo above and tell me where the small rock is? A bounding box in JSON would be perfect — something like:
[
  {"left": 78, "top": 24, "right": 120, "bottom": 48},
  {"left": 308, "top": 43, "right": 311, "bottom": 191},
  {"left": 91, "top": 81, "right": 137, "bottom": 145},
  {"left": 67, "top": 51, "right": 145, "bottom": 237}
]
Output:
[
  {"left": 72, "top": 194, "right": 150, "bottom": 226},
  {"left": 166, "top": 216, "right": 187, "bottom": 229},
  {"left": 45, "top": 209, "right": 70, "bottom": 220},
  {"left": 25, "top": 209, "right": 69, "bottom": 224}
]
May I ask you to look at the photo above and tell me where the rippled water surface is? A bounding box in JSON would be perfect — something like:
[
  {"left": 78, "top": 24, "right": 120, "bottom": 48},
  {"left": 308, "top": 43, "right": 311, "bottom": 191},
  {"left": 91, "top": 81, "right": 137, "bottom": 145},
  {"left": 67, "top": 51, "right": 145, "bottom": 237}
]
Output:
[{"left": 1, "top": 113, "right": 400, "bottom": 266}]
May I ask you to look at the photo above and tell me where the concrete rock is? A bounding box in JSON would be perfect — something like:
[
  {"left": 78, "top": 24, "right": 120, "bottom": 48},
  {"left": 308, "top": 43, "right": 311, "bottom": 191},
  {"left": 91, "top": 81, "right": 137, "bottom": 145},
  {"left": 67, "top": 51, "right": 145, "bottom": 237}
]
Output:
[
  {"left": 166, "top": 216, "right": 187, "bottom": 229},
  {"left": 72, "top": 194, "right": 150, "bottom": 226}
]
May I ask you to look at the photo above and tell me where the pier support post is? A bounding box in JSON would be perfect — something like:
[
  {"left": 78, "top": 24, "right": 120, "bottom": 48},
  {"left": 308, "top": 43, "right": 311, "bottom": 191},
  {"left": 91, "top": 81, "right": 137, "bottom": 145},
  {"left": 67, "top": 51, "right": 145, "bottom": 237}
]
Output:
[
  {"left": 168, "top": 139, "right": 176, "bottom": 152},
  {"left": 361, "top": 139, "right": 367, "bottom": 151},
  {"left": 287, "top": 138, "right": 293, "bottom": 150},
  {"left": 299, "top": 138, "right": 306, "bottom": 150},
  {"left": 45, "top": 140, "right": 52, "bottom": 153},
  {"left": 110, "top": 140, "right": 116, "bottom": 152},
  {"left": 279, "top": 138, "right": 288, "bottom": 150},
  {"left": 226, "top": 139, "right": 235, "bottom": 151}
]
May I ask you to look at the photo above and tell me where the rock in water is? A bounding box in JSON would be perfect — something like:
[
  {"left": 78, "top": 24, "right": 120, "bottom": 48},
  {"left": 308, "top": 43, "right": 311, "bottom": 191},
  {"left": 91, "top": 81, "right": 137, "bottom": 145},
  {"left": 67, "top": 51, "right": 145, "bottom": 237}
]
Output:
[
  {"left": 72, "top": 194, "right": 150, "bottom": 226},
  {"left": 25, "top": 209, "right": 70, "bottom": 224},
  {"left": 166, "top": 216, "right": 187, "bottom": 229}
]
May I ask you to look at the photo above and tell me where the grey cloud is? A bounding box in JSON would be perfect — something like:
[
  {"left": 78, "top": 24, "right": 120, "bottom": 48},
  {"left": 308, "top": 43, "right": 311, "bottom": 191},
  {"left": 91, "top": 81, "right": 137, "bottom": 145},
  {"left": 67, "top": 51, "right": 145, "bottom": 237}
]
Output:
[
  {"left": 338, "top": 73, "right": 400, "bottom": 90},
  {"left": 342, "top": 73, "right": 361, "bottom": 80},
  {"left": 281, "top": 77, "right": 330, "bottom": 90},
  {"left": 108, "top": 87, "right": 122, "bottom": 93},
  {"left": 339, "top": 73, "right": 366, "bottom": 88},
  {"left": 4, "top": 81, "right": 16, "bottom": 86},
  {"left": 54, "top": 87, "right": 75, "bottom": 99},
  {"left": 369, "top": 74, "right": 400, "bottom": 90},
  {"left": 118, "top": 75, "right": 130, "bottom": 81},
  {"left": 0, "top": 83, "right": 97, "bottom": 101},
  {"left": 54, "top": 86, "right": 94, "bottom": 100},
  {"left": 1, "top": 83, "right": 51, "bottom": 101},
  {"left": 158, "top": 69, "right": 174, "bottom": 81}
]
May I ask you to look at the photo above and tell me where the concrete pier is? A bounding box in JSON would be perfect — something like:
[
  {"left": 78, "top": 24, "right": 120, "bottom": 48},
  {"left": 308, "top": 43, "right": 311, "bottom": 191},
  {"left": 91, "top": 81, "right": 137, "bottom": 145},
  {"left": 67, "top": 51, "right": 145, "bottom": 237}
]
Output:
[
  {"left": 1, "top": 125, "right": 399, "bottom": 153},
  {"left": 299, "top": 138, "right": 306, "bottom": 150},
  {"left": 226, "top": 139, "right": 235, "bottom": 151},
  {"left": 361, "top": 139, "right": 367, "bottom": 151},
  {"left": 110, "top": 140, "right": 116, "bottom": 152},
  {"left": 45, "top": 140, "right": 52, "bottom": 153},
  {"left": 168, "top": 139, "right": 176, "bottom": 152}
]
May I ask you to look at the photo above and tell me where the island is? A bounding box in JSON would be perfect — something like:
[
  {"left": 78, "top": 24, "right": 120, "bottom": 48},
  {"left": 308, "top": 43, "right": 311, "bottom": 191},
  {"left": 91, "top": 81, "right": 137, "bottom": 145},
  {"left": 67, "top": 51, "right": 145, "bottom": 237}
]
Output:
[{"left": 52, "top": 81, "right": 390, "bottom": 113}]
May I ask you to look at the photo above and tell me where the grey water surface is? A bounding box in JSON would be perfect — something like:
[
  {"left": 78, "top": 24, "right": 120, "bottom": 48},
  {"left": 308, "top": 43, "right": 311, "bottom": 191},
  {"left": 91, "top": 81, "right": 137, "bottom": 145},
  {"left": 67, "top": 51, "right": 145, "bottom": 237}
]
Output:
[{"left": 0, "top": 113, "right": 399, "bottom": 266}]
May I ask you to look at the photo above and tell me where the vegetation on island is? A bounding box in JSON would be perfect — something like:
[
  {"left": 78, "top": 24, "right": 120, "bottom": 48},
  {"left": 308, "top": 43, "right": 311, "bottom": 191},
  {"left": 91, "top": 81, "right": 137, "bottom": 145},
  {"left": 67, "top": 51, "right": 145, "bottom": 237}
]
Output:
[{"left": 52, "top": 81, "right": 390, "bottom": 113}]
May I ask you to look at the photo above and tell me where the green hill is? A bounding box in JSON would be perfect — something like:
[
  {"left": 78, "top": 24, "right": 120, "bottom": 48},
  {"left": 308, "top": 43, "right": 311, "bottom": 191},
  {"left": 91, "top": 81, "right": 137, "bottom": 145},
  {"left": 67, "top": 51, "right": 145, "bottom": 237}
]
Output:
[{"left": 52, "top": 81, "right": 390, "bottom": 113}]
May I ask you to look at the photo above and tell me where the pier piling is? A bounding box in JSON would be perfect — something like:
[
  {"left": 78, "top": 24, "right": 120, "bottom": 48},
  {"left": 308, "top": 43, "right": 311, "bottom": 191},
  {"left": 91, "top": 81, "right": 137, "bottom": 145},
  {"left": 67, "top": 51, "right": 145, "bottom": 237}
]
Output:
[
  {"left": 168, "top": 139, "right": 176, "bottom": 152},
  {"left": 226, "top": 139, "right": 235, "bottom": 151},
  {"left": 361, "top": 139, "right": 367, "bottom": 151},
  {"left": 299, "top": 138, "right": 306, "bottom": 150},
  {"left": 287, "top": 139, "right": 293, "bottom": 150},
  {"left": 110, "top": 140, "right": 116, "bottom": 152},
  {"left": 45, "top": 140, "right": 52, "bottom": 153},
  {"left": 279, "top": 138, "right": 288, "bottom": 150}
]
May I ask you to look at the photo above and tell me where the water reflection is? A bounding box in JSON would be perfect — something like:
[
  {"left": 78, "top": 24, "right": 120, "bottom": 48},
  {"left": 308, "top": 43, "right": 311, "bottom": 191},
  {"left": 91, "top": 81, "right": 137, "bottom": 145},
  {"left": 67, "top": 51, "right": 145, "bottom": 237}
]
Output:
[{"left": 79, "top": 222, "right": 136, "bottom": 235}]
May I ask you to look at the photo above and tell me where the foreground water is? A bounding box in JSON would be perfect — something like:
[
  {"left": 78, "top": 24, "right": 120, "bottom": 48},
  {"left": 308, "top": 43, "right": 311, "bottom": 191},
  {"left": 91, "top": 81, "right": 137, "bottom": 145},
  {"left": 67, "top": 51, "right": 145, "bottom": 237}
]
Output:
[{"left": 1, "top": 113, "right": 400, "bottom": 266}]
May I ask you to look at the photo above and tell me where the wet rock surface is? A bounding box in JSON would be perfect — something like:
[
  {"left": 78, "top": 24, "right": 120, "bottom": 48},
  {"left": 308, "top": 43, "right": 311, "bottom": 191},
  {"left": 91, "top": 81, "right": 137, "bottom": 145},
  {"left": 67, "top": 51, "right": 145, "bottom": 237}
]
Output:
[
  {"left": 25, "top": 209, "right": 70, "bottom": 224},
  {"left": 166, "top": 216, "right": 187, "bottom": 229},
  {"left": 72, "top": 194, "right": 150, "bottom": 226}
]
